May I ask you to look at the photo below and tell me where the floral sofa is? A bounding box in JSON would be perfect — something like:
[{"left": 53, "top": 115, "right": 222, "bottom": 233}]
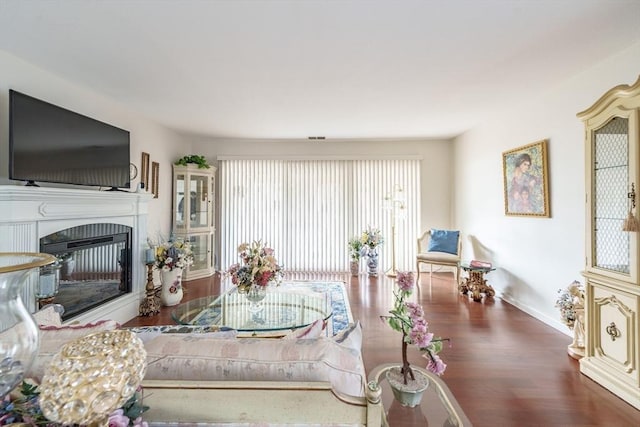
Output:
[{"left": 29, "top": 308, "right": 367, "bottom": 398}]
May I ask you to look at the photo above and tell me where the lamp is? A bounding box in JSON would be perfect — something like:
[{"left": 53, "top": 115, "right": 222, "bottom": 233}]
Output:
[
  {"left": 383, "top": 185, "right": 406, "bottom": 277},
  {"left": 38, "top": 329, "right": 147, "bottom": 426}
]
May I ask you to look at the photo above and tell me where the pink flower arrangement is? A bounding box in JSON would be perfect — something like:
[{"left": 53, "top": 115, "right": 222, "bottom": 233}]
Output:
[
  {"left": 227, "top": 240, "right": 283, "bottom": 292},
  {"left": 381, "top": 271, "right": 448, "bottom": 384}
]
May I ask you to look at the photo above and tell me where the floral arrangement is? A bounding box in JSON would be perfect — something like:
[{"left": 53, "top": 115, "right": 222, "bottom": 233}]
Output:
[
  {"left": 555, "top": 280, "right": 585, "bottom": 329},
  {"left": 0, "top": 382, "right": 148, "bottom": 426},
  {"left": 154, "top": 239, "right": 194, "bottom": 272},
  {"left": 348, "top": 236, "right": 364, "bottom": 261},
  {"left": 227, "top": 240, "right": 283, "bottom": 292},
  {"left": 381, "top": 271, "right": 448, "bottom": 385},
  {"left": 361, "top": 226, "right": 384, "bottom": 251}
]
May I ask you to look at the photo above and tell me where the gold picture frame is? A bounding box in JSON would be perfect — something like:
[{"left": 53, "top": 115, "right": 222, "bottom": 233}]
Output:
[
  {"left": 151, "top": 161, "right": 159, "bottom": 199},
  {"left": 141, "top": 152, "right": 150, "bottom": 191},
  {"left": 502, "top": 139, "right": 550, "bottom": 217}
]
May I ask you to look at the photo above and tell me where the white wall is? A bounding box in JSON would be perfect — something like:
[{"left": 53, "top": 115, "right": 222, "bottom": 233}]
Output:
[
  {"left": 189, "top": 137, "right": 455, "bottom": 232},
  {"left": 453, "top": 41, "right": 640, "bottom": 334},
  {"left": 0, "top": 50, "right": 182, "bottom": 239}
]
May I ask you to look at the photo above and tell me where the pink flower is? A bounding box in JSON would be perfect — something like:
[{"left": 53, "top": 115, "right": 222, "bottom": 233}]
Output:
[
  {"left": 424, "top": 353, "right": 447, "bottom": 376},
  {"left": 405, "top": 302, "right": 424, "bottom": 319},
  {"left": 108, "top": 409, "right": 130, "bottom": 427},
  {"left": 256, "top": 271, "right": 272, "bottom": 286},
  {"left": 396, "top": 271, "right": 414, "bottom": 292},
  {"left": 410, "top": 326, "right": 433, "bottom": 348}
]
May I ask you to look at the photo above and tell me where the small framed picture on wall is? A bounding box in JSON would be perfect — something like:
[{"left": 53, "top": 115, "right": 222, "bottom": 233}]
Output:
[{"left": 151, "top": 161, "right": 159, "bottom": 199}]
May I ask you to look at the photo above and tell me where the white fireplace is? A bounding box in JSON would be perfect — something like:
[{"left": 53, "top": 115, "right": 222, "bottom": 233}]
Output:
[{"left": 0, "top": 185, "right": 152, "bottom": 325}]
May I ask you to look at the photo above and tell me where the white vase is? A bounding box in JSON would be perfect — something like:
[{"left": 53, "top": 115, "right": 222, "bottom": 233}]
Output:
[
  {"left": 386, "top": 366, "right": 430, "bottom": 408},
  {"left": 350, "top": 260, "right": 360, "bottom": 276},
  {"left": 160, "top": 268, "right": 184, "bottom": 306}
]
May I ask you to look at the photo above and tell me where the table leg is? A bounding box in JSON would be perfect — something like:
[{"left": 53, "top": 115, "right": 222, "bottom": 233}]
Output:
[{"left": 465, "top": 271, "right": 495, "bottom": 302}]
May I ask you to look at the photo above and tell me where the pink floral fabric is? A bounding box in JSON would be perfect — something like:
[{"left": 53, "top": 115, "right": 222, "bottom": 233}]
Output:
[{"left": 143, "top": 334, "right": 366, "bottom": 397}]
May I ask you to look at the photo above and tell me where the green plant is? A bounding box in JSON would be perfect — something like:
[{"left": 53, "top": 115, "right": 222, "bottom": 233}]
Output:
[
  {"left": 348, "top": 236, "right": 364, "bottom": 261},
  {"left": 175, "top": 155, "right": 210, "bottom": 169}
]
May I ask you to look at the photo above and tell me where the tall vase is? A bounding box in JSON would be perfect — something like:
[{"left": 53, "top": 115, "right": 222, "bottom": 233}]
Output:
[
  {"left": 0, "top": 252, "right": 56, "bottom": 398},
  {"left": 160, "top": 268, "right": 184, "bottom": 306},
  {"left": 367, "top": 248, "right": 379, "bottom": 277}
]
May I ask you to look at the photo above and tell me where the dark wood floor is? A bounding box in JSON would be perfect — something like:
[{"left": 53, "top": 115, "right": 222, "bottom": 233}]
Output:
[{"left": 125, "top": 271, "right": 640, "bottom": 426}]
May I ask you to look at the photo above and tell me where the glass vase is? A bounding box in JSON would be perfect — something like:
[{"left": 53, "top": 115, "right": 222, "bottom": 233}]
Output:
[
  {"left": 245, "top": 284, "right": 267, "bottom": 313},
  {"left": 0, "top": 252, "right": 56, "bottom": 398}
]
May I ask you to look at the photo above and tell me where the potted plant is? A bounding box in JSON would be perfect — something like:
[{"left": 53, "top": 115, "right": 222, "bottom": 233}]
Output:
[
  {"left": 175, "top": 155, "right": 210, "bottom": 169},
  {"left": 380, "top": 271, "right": 448, "bottom": 407},
  {"left": 360, "top": 226, "right": 384, "bottom": 276},
  {"left": 226, "top": 240, "right": 284, "bottom": 312},
  {"left": 555, "top": 280, "right": 586, "bottom": 359},
  {"left": 348, "top": 236, "right": 364, "bottom": 276}
]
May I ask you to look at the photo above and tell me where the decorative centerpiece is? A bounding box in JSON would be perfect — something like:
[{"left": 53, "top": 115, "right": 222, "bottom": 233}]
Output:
[
  {"left": 380, "top": 271, "right": 448, "bottom": 407},
  {"left": 555, "top": 280, "right": 586, "bottom": 359},
  {"left": 38, "top": 330, "right": 147, "bottom": 425},
  {"left": 361, "top": 226, "right": 384, "bottom": 276},
  {"left": 348, "top": 236, "right": 364, "bottom": 276},
  {"left": 227, "top": 240, "right": 283, "bottom": 312},
  {"left": 154, "top": 239, "right": 194, "bottom": 306}
]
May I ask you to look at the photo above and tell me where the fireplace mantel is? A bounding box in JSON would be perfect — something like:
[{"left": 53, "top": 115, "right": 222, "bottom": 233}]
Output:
[{"left": 0, "top": 185, "right": 152, "bottom": 324}]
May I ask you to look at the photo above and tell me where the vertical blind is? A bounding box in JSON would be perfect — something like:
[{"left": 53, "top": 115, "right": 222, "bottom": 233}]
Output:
[{"left": 219, "top": 159, "right": 420, "bottom": 273}]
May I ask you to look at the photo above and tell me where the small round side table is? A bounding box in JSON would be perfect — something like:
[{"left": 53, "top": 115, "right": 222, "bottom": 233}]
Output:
[{"left": 459, "top": 263, "right": 496, "bottom": 302}]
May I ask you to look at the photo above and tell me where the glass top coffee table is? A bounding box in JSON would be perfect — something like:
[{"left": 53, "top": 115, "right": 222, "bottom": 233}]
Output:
[
  {"left": 171, "top": 289, "right": 332, "bottom": 334},
  {"left": 368, "top": 363, "right": 472, "bottom": 426}
]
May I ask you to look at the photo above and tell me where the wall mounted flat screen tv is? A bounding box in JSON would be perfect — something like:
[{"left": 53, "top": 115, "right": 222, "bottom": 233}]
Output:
[{"left": 9, "top": 90, "right": 131, "bottom": 189}]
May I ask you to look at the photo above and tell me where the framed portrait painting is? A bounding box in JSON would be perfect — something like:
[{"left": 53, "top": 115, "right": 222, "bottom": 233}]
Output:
[{"left": 502, "top": 139, "right": 550, "bottom": 217}]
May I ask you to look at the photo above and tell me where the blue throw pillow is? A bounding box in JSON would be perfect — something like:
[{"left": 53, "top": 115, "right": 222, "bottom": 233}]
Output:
[{"left": 427, "top": 229, "right": 459, "bottom": 255}]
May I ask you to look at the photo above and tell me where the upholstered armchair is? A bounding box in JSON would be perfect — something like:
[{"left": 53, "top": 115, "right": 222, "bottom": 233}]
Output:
[{"left": 416, "top": 229, "right": 461, "bottom": 284}]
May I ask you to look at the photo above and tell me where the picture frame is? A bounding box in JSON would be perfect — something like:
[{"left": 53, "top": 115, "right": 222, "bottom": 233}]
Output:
[
  {"left": 141, "top": 152, "right": 150, "bottom": 191},
  {"left": 151, "top": 161, "right": 159, "bottom": 199},
  {"left": 502, "top": 139, "right": 550, "bottom": 217}
]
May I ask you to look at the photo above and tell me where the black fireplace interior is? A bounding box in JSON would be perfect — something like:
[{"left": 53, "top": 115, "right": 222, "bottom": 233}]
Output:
[{"left": 40, "top": 223, "right": 132, "bottom": 320}]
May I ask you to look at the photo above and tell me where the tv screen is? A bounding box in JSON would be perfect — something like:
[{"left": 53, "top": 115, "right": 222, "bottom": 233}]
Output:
[{"left": 9, "top": 90, "right": 131, "bottom": 189}]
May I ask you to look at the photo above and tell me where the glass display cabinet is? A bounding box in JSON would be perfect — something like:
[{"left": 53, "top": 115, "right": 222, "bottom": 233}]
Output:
[
  {"left": 578, "top": 76, "right": 640, "bottom": 410},
  {"left": 172, "top": 164, "right": 216, "bottom": 280}
]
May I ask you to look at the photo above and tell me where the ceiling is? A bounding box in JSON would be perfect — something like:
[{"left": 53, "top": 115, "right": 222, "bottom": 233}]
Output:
[{"left": 1, "top": 0, "right": 639, "bottom": 140}]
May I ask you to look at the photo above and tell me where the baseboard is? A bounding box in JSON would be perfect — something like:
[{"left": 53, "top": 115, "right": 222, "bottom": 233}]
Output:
[{"left": 499, "top": 293, "right": 572, "bottom": 337}]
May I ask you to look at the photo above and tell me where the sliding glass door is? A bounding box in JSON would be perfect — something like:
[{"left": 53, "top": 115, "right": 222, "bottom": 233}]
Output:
[{"left": 219, "top": 159, "right": 420, "bottom": 273}]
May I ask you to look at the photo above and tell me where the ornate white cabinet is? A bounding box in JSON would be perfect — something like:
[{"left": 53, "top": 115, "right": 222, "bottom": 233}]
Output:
[
  {"left": 172, "top": 164, "right": 217, "bottom": 280},
  {"left": 578, "top": 76, "right": 640, "bottom": 409}
]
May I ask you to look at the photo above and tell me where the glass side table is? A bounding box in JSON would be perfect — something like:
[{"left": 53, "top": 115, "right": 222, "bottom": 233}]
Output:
[
  {"left": 368, "top": 363, "right": 472, "bottom": 427},
  {"left": 459, "top": 263, "right": 496, "bottom": 302}
]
